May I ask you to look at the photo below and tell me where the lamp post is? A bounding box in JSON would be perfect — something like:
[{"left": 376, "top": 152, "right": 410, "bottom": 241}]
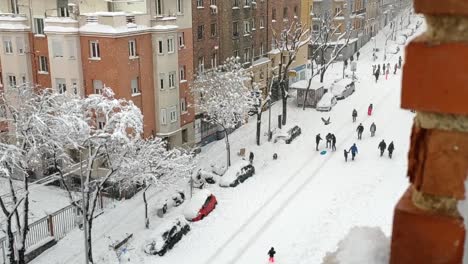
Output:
[{"left": 79, "top": 149, "right": 89, "bottom": 264}]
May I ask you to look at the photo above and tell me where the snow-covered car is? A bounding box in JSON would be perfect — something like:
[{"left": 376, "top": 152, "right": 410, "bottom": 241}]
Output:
[
  {"left": 219, "top": 161, "right": 255, "bottom": 188},
  {"left": 183, "top": 189, "right": 217, "bottom": 221},
  {"left": 273, "top": 125, "right": 302, "bottom": 144},
  {"left": 316, "top": 92, "right": 338, "bottom": 112},
  {"left": 193, "top": 169, "right": 217, "bottom": 184},
  {"left": 396, "top": 35, "right": 406, "bottom": 45},
  {"left": 387, "top": 44, "right": 400, "bottom": 54},
  {"left": 331, "top": 79, "right": 355, "bottom": 100},
  {"left": 143, "top": 215, "right": 190, "bottom": 256},
  {"left": 156, "top": 190, "right": 186, "bottom": 217},
  {"left": 400, "top": 28, "right": 414, "bottom": 38}
]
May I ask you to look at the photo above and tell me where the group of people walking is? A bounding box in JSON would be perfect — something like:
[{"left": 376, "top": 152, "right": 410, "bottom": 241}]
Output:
[
  {"left": 378, "top": 140, "right": 395, "bottom": 159},
  {"left": 372, "top": 56, "right": 402, "bottom": 82},
  {"left": 315, "top": 133, "right": 337, "bottom": 151}
]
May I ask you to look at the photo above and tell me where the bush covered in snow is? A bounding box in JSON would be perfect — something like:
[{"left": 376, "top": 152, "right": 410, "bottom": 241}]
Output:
[{"left": 322, "top": 227, "right": 390, "bottom": 264}]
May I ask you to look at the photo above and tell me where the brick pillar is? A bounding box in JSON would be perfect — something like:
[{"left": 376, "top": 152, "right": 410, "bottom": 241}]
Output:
[{"left": 390, "top": 1, "right": 468, "bottom": 263}]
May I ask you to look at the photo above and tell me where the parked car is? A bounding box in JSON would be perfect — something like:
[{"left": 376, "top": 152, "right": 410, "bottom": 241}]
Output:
[
  {"left": 219, "top": 160, "right": 255, "bottom": 187},
  {"left": 396, "top": 35, "right": 407, "bottom": 45},
  {"left": 331, "top": 79, "right": 355, "bottom": 100},
  {"left": 387, "top": 44, "right": 400, "bottom": 54},
  {"left": 156, "top": 190, "right": 186, "bottom": 217},
  {"left": 316, "top": 92, "right": 338, "bottom": 111},
  {"left": 194, "top": 169, "right": 217, "bottom": 184},
  {"left": 183, "top": 189, "right": 217, "bottom": 221},
  {"left": 274, "top": 125, "right": 302, "bottom": 144},
  {"left": 143, "top": 215, "right": 190, "bottom": 256}
]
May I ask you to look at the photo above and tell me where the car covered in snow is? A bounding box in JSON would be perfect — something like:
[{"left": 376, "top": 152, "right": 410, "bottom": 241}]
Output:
[
  {"left": 273, "top": 125, "right": 302, "bottom": 144},
  {"left": 156, "top": 190, "right": 186, "bottom": 217},
  {"left": 183, "top": 189, "right": 217, "bottom": 221},
  {"left": 143, "top": 215, "right": 190, "bottom": 256},
  {"left": 219, "top": 160, "right": 255, "bottom": 187},
  {"left": 387, "top": 44, "right": 400, "bottom": 54},
  {"left": 396, "top": 35, "right": 406, "bottom": 45},
  {"left": 330, "top": 79, "right": 355, "bottom": 100},
  {"left": 316, "top": 92, "right": 338, "bottom": 112}
]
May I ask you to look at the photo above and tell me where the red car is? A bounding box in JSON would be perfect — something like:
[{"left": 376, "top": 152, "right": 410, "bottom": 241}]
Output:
[{"left": 183, "top": 189, "right": 217, "bottom": 221}]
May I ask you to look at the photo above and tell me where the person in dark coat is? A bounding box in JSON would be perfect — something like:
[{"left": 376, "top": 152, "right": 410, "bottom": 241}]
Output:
[
  {"left": 377, "top": 64, "right": 381, "bottom": 72},
  {"left": 356, "top": 123, "right": 364, "bottom": 140},
  {"left": 398, "top": 56, "right": 402, "bottom": 68},
  {"left": 383, "top": 63, "right": 386, "bottom": 73},
  {"left": 344, "top": 149, "right": 349, "bottom": 162},
  {"left": 352, "top": 109, "right": 358, "bottom": 122},
  {"left": 388, "top": 141, "right": 395, "bottom": 158},
  {"left": 349, "top": 144, "right": 358, "bottom": 161},
  {"left": 357, "top": 51, "right": 360, "bottom": 60},
  {"left": 374, "top": 69, "right": 380, "bottom": 82},
  {"left": 370, "top": 122, "right": 376, "bottom": 137},
  {"left": 316, "top": 133, "right": 322, "bottom": 151},
  {"left": 249, "top": 151, "right": 254, "bottom": 164},
  {"left": 273, "top": 153, "right": 278, "bottom": 160},
  {"left": 268, "top": 247, "right": 276, "bottom": 263},
  {"left": 394, "top": 63, "right": 398, "bottom": 74},
  {"left": 326, "top": 133, "right": 332, "bottom": 148},
  {"left": 378, "top": 140, "right": 387, "bottom": 157},
  {"left": 331, "top": 134, "right": 337, "bottom": 151}
]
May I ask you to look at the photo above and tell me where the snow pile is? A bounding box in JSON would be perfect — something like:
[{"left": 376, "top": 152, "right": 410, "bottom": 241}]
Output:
[
  {"left": 323, "top": 227, "right": 390, "bottom": 264},
  {"left": 219, "top": 160, "right": 250, "bottom": 187},
  {"left": 183, "top": 189, "right": 212, "bottom": 220}
]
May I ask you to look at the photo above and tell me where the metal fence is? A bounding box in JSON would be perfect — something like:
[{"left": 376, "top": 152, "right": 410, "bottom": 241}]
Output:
[{"left": 0, "top": 194, "right": 114, "bottom": 264}]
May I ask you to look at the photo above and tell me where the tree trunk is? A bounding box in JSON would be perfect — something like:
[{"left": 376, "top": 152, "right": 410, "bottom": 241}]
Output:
[
  {"left": 256, "top": 111, "right": 262, "bottom": 146},
  {"left": 6, "top": 218, "right": 15, "bottom": 264},
  {"left": 18, "top": 176, "right": 29, "bottom": 264},
  {"left": 281, "top": 82, "right": 287, "bottom": 126},
  {"left": 87, "top": 218, "right": 94, "bottom": 263},
  {"left": 143, "top": 188, "right": 149, "bottom": 229},
  {"left": 223, "top": 127, "right": 231, "bottom": 167},
  {"left": 320, "top": 69, "right": 325, "bottom": 83}
]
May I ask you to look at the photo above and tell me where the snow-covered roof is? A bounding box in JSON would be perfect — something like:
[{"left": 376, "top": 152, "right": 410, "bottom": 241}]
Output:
[
  {"left": 183, "top": 189, "right": 212, "bottom": 220},
  {"left": 45, "top": 17, "right": 77, "bottom": 24},
  {"left": 44, "top": 17, "right": 79, "bottom": 34},
  {"left": 82, "top": 11, "right": 127, "bottom": 17},
  {"left": 290, "top": 80, "right": 324, "bottom": 91}
]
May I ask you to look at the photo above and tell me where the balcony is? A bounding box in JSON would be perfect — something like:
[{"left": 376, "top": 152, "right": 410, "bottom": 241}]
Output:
[
  {"left": 0, "top": 13, "right": 30, "bottom": 32},
  {"left": 44, "top": 17, "right": 79, "bottom": 34},
  {"left": 78, "top": 12, "right": 151, "bottom": 36}
]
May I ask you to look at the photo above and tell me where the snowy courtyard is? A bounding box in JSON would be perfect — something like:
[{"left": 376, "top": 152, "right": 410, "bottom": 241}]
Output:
[{"left": 26, "top": 15, "right": 425, "bottom": 264}]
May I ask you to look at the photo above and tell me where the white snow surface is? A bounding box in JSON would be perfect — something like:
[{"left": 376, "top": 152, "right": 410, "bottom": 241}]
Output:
[
  {"left": 183, "top": 189, "right": 212, "bottom": 220},
  {"left": 32, "top": 17, "right": 425, "bottom": 264}
]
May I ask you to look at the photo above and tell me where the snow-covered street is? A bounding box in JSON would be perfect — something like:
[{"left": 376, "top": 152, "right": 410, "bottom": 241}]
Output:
[{"left": 31, "top": 17, "right": 423, "bottom": 264}]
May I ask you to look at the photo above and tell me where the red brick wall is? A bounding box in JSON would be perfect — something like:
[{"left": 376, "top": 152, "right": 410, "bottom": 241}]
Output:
[
  {"left": 178, "top": 28, "right": 195, "bottom": 127},
  {"left": 30, "top": 34, "right": 52, "bottom": 89},
  {"left": 80, "top": 34, "right": 155, "bottom": 138},
  {"left": 268, "top": 0, "right": 302, "bottom": 48}
]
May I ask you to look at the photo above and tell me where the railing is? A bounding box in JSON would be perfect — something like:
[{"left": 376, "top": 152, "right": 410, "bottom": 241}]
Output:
[{"left": 0, "top": 194, "right": 114, "bottom": 264}]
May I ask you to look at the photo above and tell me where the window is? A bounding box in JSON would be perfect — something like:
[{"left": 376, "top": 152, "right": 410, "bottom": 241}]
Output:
[
  {"left": 180, "top": 97, "right": 187, "bottom": 113},
  {"left": 72, "top": 79, "right": 78, "bottom": 94},
  {"left": 67, "top": 39, "right": 75, "bottom": 59},
  {"left": 21, "top": 75, "right": 26, "bottom": 84},
  {"left": 197, "top": 25, "right": 204, "bottom": 40},
  {"left": 129, "top": 40, "right": 137, "bottom": 57},
  {"left": 244, "top": 0, "right": 250, "bottom": 6},
  {"left": 167, "top": 38, "right": 174, "bottom": 53},
  {"left": 56, "top": 78, "right": 66, "bottom": 94},
  {"left": 335, "top": 7, "right": 341, "bottom": 16},
  {"left": 160, "top": 108, "right": 167, "bottom": 125},
  {"left": 177, "top": 0, "right": 183, "bottom": 13},
  {"left": 58, "top": 0, "right": 70, "bottom": 17},
  {"left": 260, "top": 43, "right": 264, "bottom": 55},
  {"left": 234, "top": 50, "right": 239, "bottom": 59},
  {"left": 16, "top": 38, "right": 24, "bottom": 54},
  {"left": 283, "top": 7, "right": 288, "bottom": 17},
  {"left": 233, "top": 0, "right": 239, "bottom": 7},
  {"left": 233, "top": 21, "right": 239, "bottom": 37},
  {"left": 294, "top": 6, "right": 298, "bottom": 16},
  {"left": 168, "top": 72, "right": 176, "bottom": 88},
  {"left": 34, "top": 18, "right": 44, "bottom": 34},
  {"left": 210, "top": 0, "right": 217, "bottom": 14},
  {"left": 131, "top": 78, "right": 139, "bottom": 94},
  {"left": 272, "top": 8, "right": 276, "bottom": 20},
  {"left": 38, "top": 56, "right": 48, "bottom": 72},
  {"left": 97, "top": 121, "right": 105, "bottom": 130},
  {"left": 180, "top": 66, "right": 186, "bottom": 81},
  {"left": 156, "top": 0, "right": 163, "bottom": 15},
  {"left": 89, "top": 41, "right": 100, "bottom": 59},
  {"left": 169, "top": 106, "right": 177, "bottom": 123},
  {"left": 210, "top": 23, "right": 217, "bottom": 37},
  {"left": 93, "top": 79, "right": 103, "bottom": 94},
  {"left": 52, "top": 40, "right": 63, "bottom": 57},
  {"left": 197, "top": 0, "right": 203, "bottom": 7},
  {"left": 244, "top": 48, "right": 250, "bottom": 62},
  {"left": 158, "top": 39, "right": 163, "bottom": 54},
  {"left": 244, "top": 20, "right": 251, "bottom": 34},
  {"left": 178, "top": 32, "right": 185, "bottom": 48},
  {"left": 7, "top": 75, "right": 16, "bottom": 88},
  {"left": 182, "top": 129, "right": 188, "bottom": 143},
  {"left": 252, "top": 19, "right": 255, "bottom": 30},
  {"left": 198, "top": 57, "right": 205, "bottom": 72},
  {"left": 211, "top": 52, "right": 217, "bottom": 68},
  {"left": 3, "top": 38, "right": 13, "bottom": 54},
  {"left": 159, "top": 73, "right": 165, "bottom": 89},
  {"left": 313, "top": 24, "right": 319, "bottom": 31}
]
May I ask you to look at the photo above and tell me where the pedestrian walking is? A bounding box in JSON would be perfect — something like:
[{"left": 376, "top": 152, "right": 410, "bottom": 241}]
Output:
[
  {"left": 273, "top": 153, "right": 278, "bottom": 160},
  {"left": 368, "top": 103, "right": 373, "bottom": 116},
  {"left": 370, "top": 122, "right": 376, "bottom": 137},
  {"left": 378, "top": 140, "right": 387, "bottom": 157},
  {"left": 394, "top": 63, "right": 398, "bottom": 74},
  {"left": 385, "top": 68, "right": 389, "bottom": 80},
  {"left": 249, "top": 151, "right": 254, "bottom": 164},
  {"left": 356, "top": 123, "right": 364, "bottom": 140},
  {"left": 388, "top": 141, "right": 395, "bottom": 158},
  {"left": 268, "top": 247, "right": 276, "bottom": 263},
  {"left": 387, "top": 62, "right": 390, "bottom": 70},
  {"left": 383, "top": 63, "right": 386, "bottom": 73},
  {"left": 377, "top": 64, "right": 381, "bottom": 72},
  {"left": 316, "top": 133, "right": 322, "bottom": 151},
  {"left": 398, "top": 56, "right": 402, "bottom": 68},
  {"left": 326, "top": 133, "right": 332, "bottom": 148},
  {"left": 374, "top": 69, "right": 380, "bottom": 82},
  {"left": 357, "top": 51, "right": 360, "bottom": 60},
  {"left": 352, "top": 109, "right": 358, "bottom": 122},
  {"left": 349, "top": 143, "right": 358, "bottom": 161},
  {"left": 331, "top": 134, "right": 337, "bottom": 151},
  {"left": 344, "top": 149, "right": 349, "bottom": 162},
  {"left": 372, "top": 64, "right": 376, "bottom": 75}
]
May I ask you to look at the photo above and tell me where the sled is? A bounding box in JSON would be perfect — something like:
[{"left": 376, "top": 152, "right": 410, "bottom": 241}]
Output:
[{"left": 320, "top": 150, "right": 327, "bottom": 155}]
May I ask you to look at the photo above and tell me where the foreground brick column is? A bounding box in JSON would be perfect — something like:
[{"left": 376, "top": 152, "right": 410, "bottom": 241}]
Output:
[{"left": 390, "top": 1, "right": 468, "bottom": 263}]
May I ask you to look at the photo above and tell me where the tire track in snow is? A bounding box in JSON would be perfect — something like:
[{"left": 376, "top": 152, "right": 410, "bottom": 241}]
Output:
[{"left": 204, "top": 76, "right": 398, "bottom": 264}]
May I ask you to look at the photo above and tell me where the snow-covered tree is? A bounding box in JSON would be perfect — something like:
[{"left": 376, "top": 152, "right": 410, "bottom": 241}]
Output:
[
  {"left": 272, "top": 19, "right": 309, "bottom": 125},
  {"left": 0, "top": 86, "right": 87, "bottom": 264},
  {"left": 192, "top": 57, "right": 254, "bottom": 167},
  {"left": 116, "top": 137, "right": 195, "bottom": 228}
]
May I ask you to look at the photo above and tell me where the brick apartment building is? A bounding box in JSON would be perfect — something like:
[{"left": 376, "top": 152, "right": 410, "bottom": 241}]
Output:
[{"left": 0, "top": 0, "right": 195, "bottom": 148}]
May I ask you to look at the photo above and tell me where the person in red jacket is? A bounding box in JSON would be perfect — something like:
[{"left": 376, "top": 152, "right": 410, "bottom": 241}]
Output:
[{"left": 368, "top": 103, "right": 373, "bottom": 116}]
